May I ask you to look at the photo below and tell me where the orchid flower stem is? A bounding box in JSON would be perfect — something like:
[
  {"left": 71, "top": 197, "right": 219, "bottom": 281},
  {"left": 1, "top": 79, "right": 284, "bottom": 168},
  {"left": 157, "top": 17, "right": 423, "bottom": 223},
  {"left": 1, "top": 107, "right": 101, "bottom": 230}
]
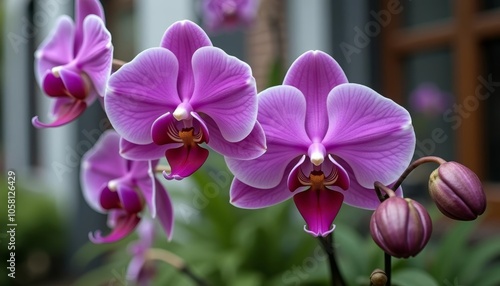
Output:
[
  {"left": 391, "top": 156, "right": 446, "bottom": 191},
  {"left": 155, "top": 165, "right": 171, "bottom": 174},
  {"left": 112, "top": 59, "right": 126, "bottom": 72},
  {"left": 146, "top": 248, "right": 209, "bottom": 286},
  {"left": 318, "top": 234, "right": 346, "bottom": 286},
  {"left": 372, "top": 156, "right": 445, "bottom": 285},
  {"left": 384, "top": 252, "right": 391, "bottom": 286}
]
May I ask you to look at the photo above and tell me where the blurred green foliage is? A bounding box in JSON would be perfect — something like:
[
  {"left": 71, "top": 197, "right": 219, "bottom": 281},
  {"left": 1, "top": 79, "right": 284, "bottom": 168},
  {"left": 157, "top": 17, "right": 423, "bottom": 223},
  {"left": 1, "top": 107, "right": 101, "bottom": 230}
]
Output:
[
  {"left": 0, "top": 177, "right": 66, "bottom": 286},
  {"left": 73, "top": 155, "right": 500, "bottom": 286}
]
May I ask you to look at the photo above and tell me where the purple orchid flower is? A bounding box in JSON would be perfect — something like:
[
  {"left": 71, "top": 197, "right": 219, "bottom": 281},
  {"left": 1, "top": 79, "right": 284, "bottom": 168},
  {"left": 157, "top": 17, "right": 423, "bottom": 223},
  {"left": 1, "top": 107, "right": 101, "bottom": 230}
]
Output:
[
  {"left": 127, "top": 219, "right": 156, "bottom": 286},
  {"left": 33, "top": 0, "right": 113, "bottom": 128},
  {"left": 409, "top": 83, "right": 451, "bottom": 116},
  {"left": 227, "top": 51, "right": 416, "bottom": 237},
  {"left": 105, "top": 20, "right": 265, "bottom": 180},
  {"left": 80, "top": 130, "right": 173, "bottom": 243},
  {"left": 201, "top": 0, "right": 259, "bottom": 32}
]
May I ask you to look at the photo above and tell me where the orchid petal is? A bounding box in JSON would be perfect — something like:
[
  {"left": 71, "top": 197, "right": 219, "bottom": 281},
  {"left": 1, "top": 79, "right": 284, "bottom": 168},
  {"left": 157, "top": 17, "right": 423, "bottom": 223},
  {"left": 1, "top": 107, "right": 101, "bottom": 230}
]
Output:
[
  {"left": 120, "top": 138, "right": 173, "bottom": 161},
  {"left": 75, "top": 0, "right": 105, "bottom": 32},
  {"left": 32, "top": 99, "right": 86, "bottom": 128},
  {"left": 74, "top": 15, "right": 113, "bottom": 97},
  {"left": 160, "top": 20, "right": 212, "bottom": 101},
  {"left": 154, "top": 179, "right": 174, "bottom": 240},
  {"left": 105, "top": 48, "right": 180, "bottom": 144},
  {"left": 293, "top": 188, "right": 344, "bottom": 237},
  {"left": 100, "top": 186, "right": 121, "bottom": 210},
  {"left": 35, "top": 16, "right": 75, "bottom": 85},
  {"left": 89, "top": 211, "right": 141, "bottom": 244},
  {"left": 126, "top": 255, "right": 146, "bottom": 284},
  {"left": 323, "top": 84, "right": 415, "bottom": 188},
  {"left": 190, "top": 47, "right": 257, "bottom": 142},
  {"left": 287, "top": 156, "right": 308, "bottom": 192},
  {"left": 59, "top": 68, "right": 87, "bottom": 99},
  {"left": 80, "top": 130, "right": 128, "bottom": 212},
  {"left": 116, "top": 185, "right": 144, "bottom": 214},
  {"left": 75, "top": 0, "right": 105, "bottom": 52},
  {"left": 257, "top": 85, "right": 311, "bottom": 148},
  {"left": 230, "top": 158, "right": 300, "bottom": 208},
  {"left": 151, "top": 112, "right": 180, "bottom": 145},
  {"left": 226, "top": 143, "right": 301, "bottom": 189},
  {"left": 225, "top": 86, "right": 311, "bottom": 188},
  {"left": 42, "top": 72, "right": 66, "bottom": 97},
  {"left": 135, "top": 161, "right": 157, "bottom": 218},
  {"left": 164, "top": 144, "right": 209, "bottom": 180},
  {"left": 335, "top": 156, "right": 403, "bottom": 209},
  {"left": 284, "top": 51, "right": 348, "bottom": 140},
  {"left": 202, "top": 115, "right": 266, "bottom": 160}
]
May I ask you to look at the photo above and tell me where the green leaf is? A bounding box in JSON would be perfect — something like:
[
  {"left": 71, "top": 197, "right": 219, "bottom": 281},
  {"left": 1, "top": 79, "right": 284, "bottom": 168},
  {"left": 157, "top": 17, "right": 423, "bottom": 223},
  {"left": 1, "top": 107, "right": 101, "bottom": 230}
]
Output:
[
  {"left": 461, "top": 238, "right": 500, "bottom": 284},
  {"left": 475, "top": 262, "right": 500, "bottom": 286},
  {"left": 392, "top": 269, "right": 439, "bottom": 286},
  {"left": 430, "top": 222, "right": 476, "bottom": 281}
]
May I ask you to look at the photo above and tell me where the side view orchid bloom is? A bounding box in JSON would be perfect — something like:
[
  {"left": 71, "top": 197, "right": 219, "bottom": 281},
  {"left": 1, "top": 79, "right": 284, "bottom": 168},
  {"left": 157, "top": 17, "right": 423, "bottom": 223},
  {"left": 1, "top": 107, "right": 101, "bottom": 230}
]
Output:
[
  {"left": 127, "top": 219, "right": 157, "bottom": 286},
  {"left": 81, "top": 130, "right": 173, "bottom": 243},
  {"left": 228, "top": 50, "right": 416, "bottom": 236},
  {"left": 105, "top": 20, "right": 265, "bottom": 180},
  {"left": 201, "top": 0, "right": 260, "bottom": 32},
  {"left": 33, "top": 0, "right": 113, "bottom": 128}
]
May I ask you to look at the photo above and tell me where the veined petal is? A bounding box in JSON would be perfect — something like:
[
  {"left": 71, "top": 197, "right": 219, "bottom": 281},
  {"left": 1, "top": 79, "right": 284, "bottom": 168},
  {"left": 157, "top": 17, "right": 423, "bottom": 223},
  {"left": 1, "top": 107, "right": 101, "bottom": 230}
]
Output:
[
  {"left": 230, "top": 158, "right": 300, "bottom": 208},
  {"left": 74, "top": 0, "right": 105, "bottom": 52},
  {"left": 225, "top": 85, "right": 310, "bottom": 188},
  {"left": 89, "top": 211, "right": 141, "bottom": 244},
  {"left": 257, "top": 85, "right": 311, "bottom": 147},
  {"left": 202, "top": 115, "right": 266, "bottom": 160},
  {"left": 226, "top": 143, "right": 302, "bottom": 189},
  {"left": 164, "top": 144, "right": 209, "bottom": 180},
  {"left": 335, "top": 157, "right": 403, "bottom": 209},
  {"left": 35, "top": 16, "right": 75, "bottom": 85},
  {"left": 153, "top": 179, "right": 174, "bottom": 240},
  {"left": 323, "top": 84, "right": 415, "bottom": 188},
  {"left": 74, "top": 15, "right": 113, "bottom": 97},
  {"left": 80, "top": 130, "right": 128, "bottom": 212},
  {"left": 105, "top": 48, "right": 180, "bottom": 144},
  {"left": 190, "top": 47, "right": 257, "bottom": 142},
  {"left": 32, "top": 99, "right": 86, "bottom": 128},
  {"left": 160, "top": 20, "right": 212, "bottom": 101},
  {"left": 120, "top": 138, "right": 174, "bottom": 161},
  {"left": 283, "top": 51, "right": 348, "bottom": 141},
  {"left": 293, "top": 188, "right": 344, "bottom": 237}
]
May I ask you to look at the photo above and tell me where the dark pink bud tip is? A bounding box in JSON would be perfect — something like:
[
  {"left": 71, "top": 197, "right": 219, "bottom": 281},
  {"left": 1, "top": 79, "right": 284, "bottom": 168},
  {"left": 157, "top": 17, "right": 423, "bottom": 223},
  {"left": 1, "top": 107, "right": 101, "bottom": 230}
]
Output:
[
  {"left": 370, "top": 197, "right": 432, "bottom": 259},
  {"left": 429, "top": 162, "right": 487, "bottom": 221}
]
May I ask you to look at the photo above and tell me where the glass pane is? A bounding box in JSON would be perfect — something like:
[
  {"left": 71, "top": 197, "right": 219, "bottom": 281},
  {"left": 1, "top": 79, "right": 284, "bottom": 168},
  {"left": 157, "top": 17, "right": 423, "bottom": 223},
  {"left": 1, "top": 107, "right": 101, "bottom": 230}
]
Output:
[
  {"left": 482, "top": 38, "right": 500, "bottom": 182},
  {"left": 402, "top": 0, "right": 453, "bottom": 27},
  {"left": 403, "top": 49, "right": 455, "bottom": 197}
]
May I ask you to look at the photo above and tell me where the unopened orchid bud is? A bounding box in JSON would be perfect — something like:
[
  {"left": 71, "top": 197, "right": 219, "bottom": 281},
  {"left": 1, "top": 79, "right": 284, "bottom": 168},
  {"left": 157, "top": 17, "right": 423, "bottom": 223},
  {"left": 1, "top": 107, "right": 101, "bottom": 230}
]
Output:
[
  {"left": 370, "top": 197, "right": 432, "bottom": 259},
  {"left": 428, "top": 162, "right": 486, "bottom": 221}
]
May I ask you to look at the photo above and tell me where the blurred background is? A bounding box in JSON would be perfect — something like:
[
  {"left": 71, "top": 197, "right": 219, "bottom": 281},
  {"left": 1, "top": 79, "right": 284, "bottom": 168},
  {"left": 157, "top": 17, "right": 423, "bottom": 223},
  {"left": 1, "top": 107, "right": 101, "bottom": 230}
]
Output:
[{"left": 1, "top": 0, "right": 500, "bottom": 285}]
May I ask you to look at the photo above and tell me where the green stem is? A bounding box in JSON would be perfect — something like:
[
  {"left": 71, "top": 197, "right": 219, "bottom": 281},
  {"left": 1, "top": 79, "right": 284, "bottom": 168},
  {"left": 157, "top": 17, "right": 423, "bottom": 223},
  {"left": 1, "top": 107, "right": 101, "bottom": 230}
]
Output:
[
  {"left": 112, "top": 58, "right": 126, "bottom": 72},
  {"left": 146, "top": 248, "right": 209, "bottom": 286},
  {"left": 318, "top": 234, "right": 346, "bottom": 286}
]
